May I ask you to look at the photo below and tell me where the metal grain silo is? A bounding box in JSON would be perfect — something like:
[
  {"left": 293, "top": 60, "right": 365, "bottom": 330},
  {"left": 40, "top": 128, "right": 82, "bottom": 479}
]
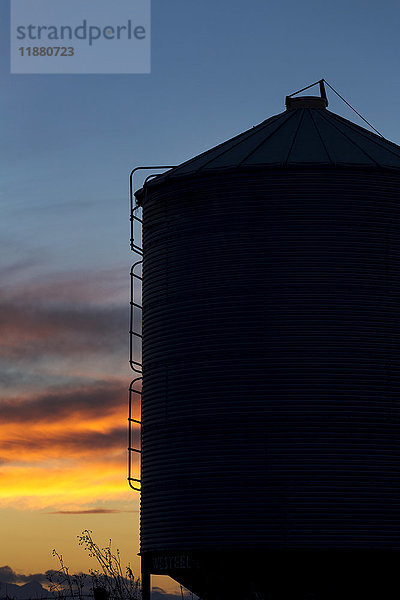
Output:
[{"left": 130, "top": 82, "right": 400, "bottom": 600}]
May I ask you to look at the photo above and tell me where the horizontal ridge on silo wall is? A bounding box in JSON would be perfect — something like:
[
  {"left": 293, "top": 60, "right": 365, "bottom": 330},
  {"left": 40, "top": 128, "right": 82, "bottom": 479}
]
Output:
[{"left": 140, "top": 167, "right": 400, "bottom": 552}]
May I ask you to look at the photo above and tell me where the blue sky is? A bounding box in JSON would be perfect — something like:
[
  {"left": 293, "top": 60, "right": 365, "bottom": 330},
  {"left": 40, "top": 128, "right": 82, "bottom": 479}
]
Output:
[
  {"left": 1, "top": 0, "right": 400, "bottom": 588},
  {"left": 2, "top": 0, "right": 400, "bottom": 274}
]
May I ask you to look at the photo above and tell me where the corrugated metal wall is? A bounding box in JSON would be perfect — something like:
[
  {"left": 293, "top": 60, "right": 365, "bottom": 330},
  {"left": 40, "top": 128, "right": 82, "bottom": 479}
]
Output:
[{"left": 140, "top": 168, "right": 400, "bottom": 553}]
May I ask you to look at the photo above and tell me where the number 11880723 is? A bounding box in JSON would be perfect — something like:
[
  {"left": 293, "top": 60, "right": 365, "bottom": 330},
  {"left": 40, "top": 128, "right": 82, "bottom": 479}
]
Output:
[{"left": 18, "top": 47, "right": 74, "bottom": 56}]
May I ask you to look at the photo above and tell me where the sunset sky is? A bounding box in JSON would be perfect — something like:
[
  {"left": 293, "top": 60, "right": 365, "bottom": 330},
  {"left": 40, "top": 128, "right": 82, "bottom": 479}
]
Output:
[{"left": 2, "top": 0, "right": 400, "bottom": 595}]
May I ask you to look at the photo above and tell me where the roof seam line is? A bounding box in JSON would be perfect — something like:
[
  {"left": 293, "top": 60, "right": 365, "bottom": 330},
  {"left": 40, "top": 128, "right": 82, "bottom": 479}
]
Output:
[
  {"left": 196, "top": 113, "right": 285, "bottom": 174},
  {"left": 318, "top": 110, "right": 381, "bottom": 168},
  {"left": 164, "top": 113, "right": 285, "bottom": 180},
  {"left": 327, "top": 111, "right": 400, "bottom": 160},
  {"left": 236, "top": 109, "right": 298, "bottom": 167},
  {"left": 309, "top": 109, "right": 333, "bottom": 164},
  {"left": 284, "top": 109, "right": 305, "bottom": 166}
]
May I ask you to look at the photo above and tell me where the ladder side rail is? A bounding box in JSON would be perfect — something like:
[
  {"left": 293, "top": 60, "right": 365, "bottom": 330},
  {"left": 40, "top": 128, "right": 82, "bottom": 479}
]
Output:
[
  {"left": 130, "top": 166, "right": 176, "bottom": 252},
  {"left": 130, "top": 261, "right": 143, "bottom": 374},
  {"left": 128, "top": 377, "right": 142, "bottom": 491}
]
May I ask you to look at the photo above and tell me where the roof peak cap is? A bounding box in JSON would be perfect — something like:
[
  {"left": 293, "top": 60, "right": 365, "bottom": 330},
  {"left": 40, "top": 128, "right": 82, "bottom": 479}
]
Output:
[
  {"left": 285, "top": 95, "right": 328, "bottom": 110},
  {"left": 286, "top": 79, "right": 328, "bottom": 110}
]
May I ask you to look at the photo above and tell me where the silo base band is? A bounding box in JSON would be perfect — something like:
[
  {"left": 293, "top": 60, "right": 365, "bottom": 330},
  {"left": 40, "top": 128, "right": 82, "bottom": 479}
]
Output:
[{"left": 141, "top": 549, "right": 400, "bottom": 600}]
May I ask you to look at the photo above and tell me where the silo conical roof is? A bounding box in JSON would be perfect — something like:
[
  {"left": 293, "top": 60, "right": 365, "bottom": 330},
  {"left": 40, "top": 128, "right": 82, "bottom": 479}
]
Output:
[{"left": 140, "top": 96, "right": 400, "bottom": 194}]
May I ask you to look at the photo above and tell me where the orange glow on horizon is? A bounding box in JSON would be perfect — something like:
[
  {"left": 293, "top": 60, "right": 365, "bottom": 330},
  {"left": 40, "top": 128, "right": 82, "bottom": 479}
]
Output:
[
  {"left": 0, "top": 269, "right": 141, "bottom": 578},
  {"left": 0, "top": 384, "right": 140, "bottom": 510}
]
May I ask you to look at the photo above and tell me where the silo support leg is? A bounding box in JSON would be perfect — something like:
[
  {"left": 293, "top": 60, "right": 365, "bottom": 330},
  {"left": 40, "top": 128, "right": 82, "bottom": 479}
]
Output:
[{"left": 142, "top": 570, "right": 151, "bottom": 600}]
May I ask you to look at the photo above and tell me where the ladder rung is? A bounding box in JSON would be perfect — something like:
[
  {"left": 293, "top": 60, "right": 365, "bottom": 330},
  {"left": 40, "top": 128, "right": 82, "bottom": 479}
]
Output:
[
  {"left": 129, "top": 331, "right": 143, "bottom": 339},
  {"left": 130, "top": 302, "right": 143, "bottom": 308}
]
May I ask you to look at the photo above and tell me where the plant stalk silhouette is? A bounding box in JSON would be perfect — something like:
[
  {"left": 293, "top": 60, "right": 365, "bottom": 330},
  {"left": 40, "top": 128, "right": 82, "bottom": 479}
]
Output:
[{"left": 48, "top": 530, "right": 140, "bottom": 600}]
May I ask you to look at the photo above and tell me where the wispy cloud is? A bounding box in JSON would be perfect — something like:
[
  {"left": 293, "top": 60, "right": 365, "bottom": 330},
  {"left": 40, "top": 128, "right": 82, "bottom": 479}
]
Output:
[
  {"left": 0, "top": 266, "right": 130, "bottom": 401},
  {"left": 0, "top": 424, "right": 132, "bottom": 462},
  {"left": 0, "top": 565, "right": 53, "bottom": 584},
  {"left": 0, "top": 381, "right": 126, "bottom": 424},
  {"left": 0, "top": 457, "right": 134, "bottom": 509},
  {"left": 152, "top": 588, "right": 192, "bottom": 600},
  {"left": 0, "top": 262, "right": 128, "bottom": 306},
  {"left": 0, "top": 267, "right": 134, "bottom": 510},
  {"left": 0, "top": 301, "right": 127, "bottom": 361},
  {"left": 49, "top": 509, "right": 138, "bottom": 514}
]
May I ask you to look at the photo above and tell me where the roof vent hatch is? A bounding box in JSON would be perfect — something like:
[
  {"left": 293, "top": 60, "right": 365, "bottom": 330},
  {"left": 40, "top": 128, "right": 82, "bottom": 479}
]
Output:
[{"left": 285, "top": 80, "right": 328, "bottom": 110}]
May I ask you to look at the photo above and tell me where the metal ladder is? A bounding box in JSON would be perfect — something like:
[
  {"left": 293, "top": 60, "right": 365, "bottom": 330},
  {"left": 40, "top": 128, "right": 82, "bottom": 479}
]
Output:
[
  {"left": 127, "top": 166, "right": 175, "bottom": 492},
  {"left": 128, "top": 216, "right": 143, "bottom": 490}
]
